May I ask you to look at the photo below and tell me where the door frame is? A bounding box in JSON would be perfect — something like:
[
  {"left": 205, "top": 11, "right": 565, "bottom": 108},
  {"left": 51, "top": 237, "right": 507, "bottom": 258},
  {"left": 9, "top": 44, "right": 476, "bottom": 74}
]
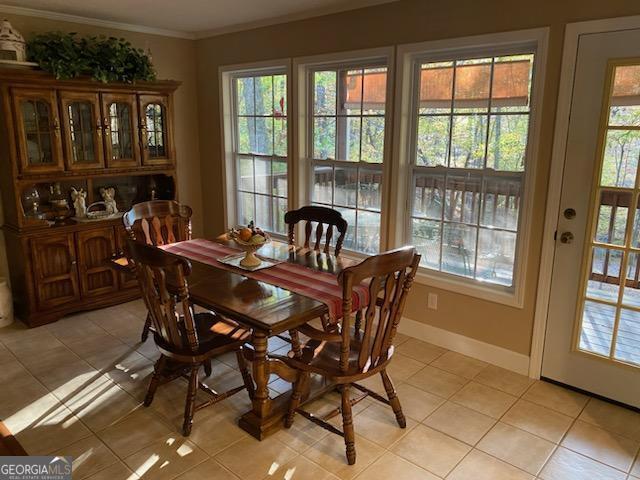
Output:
[{"left": 530, "top": 14, "right": 640, "bottom": 378}]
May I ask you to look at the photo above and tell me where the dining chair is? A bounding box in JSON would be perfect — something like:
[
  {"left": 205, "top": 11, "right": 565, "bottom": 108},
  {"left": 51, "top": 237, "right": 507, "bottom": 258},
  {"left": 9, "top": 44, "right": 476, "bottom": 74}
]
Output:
[
  {"left": 123, "top": 200, "right": 193, "bottom": 341},
  {"left": 284, "top": 206, "right": 349, "bottom": 354},
  {"left": 285, "top": 205, "right": 348, "bottom": 256},
  {"left": 274, "top": 246, "right": 421, "bottom": 465},
  {"left": 127, "top": 240, "right": 254, "bottom": 436}
]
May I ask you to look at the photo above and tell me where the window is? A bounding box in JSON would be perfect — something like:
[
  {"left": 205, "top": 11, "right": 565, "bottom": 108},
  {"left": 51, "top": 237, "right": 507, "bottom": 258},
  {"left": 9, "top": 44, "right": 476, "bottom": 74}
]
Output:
[
  {"left": 308, "top": 62, "right": 389, "bottom": 253},
  {"left": 232, "top": 71, "right": 288, "bottom": 234},
  {"left": 407, "top": 52, "right": 535, "bottom": 289}
]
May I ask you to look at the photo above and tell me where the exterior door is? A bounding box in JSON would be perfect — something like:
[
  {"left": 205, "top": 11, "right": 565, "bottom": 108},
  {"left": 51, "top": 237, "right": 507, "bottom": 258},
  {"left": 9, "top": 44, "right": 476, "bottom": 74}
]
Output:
[
  {"left": 76, "top": 227, "right": 119, "bottom": 297},
  {"left": 31, "top": 233, "right": 80, "bottom": 309},
  {"left": 101, "top": 93, "right": 140, "bottom": 168},
  {"left": 543, "top": 28, "right": 640, "bottom": 407},
  {"left": 11, "top": 88, "right": 65, "bottom": 174},
  {"left": 59, "top": 91, "right": 105, "bottom": 170},
  {"left": 139, "top": 94, "right": 174, "bottom": 166}
]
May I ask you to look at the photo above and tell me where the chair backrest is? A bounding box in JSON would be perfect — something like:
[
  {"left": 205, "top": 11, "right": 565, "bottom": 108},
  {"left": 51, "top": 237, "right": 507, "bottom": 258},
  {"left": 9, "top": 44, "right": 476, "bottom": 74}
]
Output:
[
  {"left": 123, "top": 200, "right": 193, "bottom": 246},
  {"left": 126, "top": 239, "right": 199, "bottom": 353},
  {"left": 285, "top": 206, "right": 348, "bottom": 255},
  {"left": 338, "top": 246, "right": 421, "bottom": 374}
]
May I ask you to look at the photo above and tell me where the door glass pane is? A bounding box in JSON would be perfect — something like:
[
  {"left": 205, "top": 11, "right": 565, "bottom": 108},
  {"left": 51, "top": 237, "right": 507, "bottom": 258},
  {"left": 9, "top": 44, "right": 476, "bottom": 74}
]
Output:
[
  {"left": 579, "top": 301, "right": 615, "bottom": 357},
  {"left": 600, "top": 130, "right": 640, "bottom": 188},
  {"left": 586, "top": 247, "right": 622, "bottom": 303},
  {"left": 623, "top": 252, "right": 640, "bottom": 307},
  {"left": 609, "top": 65, "right": 640, "bottom": 127},
  {"left": 68, "top": 101, "right": 96, "bottom": 163},
  {"left": 576, "top": 62, "right": 640, "bottom": 366},
  {"left": 108, "top": 102, "right": 133, "bottom": 160},
  {"left": 145, "top": 103, "right": 166, "bottom": 158},
  {"left": 614, "top": 309, "right": 640, "bottom": 365},
  {"left": 594, "top": 190, "right": 631, "bottom": 245},
  {"left": 21, "top": 99, "right": 54, "bottom": 165}
]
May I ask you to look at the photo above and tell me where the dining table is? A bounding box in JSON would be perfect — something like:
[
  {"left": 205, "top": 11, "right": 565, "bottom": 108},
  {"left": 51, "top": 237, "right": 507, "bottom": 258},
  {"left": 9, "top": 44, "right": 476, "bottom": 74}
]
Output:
[{"left": 114, "top": 236, "right": 358, "bottom": 440}]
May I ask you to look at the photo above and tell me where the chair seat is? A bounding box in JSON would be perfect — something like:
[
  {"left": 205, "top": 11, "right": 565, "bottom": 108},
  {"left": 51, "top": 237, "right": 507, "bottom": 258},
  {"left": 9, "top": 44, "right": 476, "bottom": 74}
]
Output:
[
  {"left": 273, "top": 330, "right": 391, "bottom": 381},
  {"left": 155, "top": 311, "right": 251, "bottom": 357}
]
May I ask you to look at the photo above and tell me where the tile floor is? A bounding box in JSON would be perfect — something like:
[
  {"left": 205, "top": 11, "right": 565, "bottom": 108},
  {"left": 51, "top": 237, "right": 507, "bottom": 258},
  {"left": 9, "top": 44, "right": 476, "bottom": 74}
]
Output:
[{"left": 1, "top": 300, "right": 640, "bottom": 479}]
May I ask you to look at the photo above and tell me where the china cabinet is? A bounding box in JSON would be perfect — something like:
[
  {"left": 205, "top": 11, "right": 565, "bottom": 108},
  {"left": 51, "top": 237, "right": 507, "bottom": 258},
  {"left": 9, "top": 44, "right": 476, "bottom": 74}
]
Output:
[{"left": 0, "top": 67, "right": 180, "bottom": 326}]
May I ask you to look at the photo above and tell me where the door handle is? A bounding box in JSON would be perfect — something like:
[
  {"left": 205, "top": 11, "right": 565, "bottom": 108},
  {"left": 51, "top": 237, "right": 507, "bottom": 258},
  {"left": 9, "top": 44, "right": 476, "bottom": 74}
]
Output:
[{"left": 560, "top": 232, "right": 574, "bottom": 244}]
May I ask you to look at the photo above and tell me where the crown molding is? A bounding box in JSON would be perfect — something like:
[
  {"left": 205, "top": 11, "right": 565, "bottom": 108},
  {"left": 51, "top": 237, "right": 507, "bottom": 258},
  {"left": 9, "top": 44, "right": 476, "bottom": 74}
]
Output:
[
  {"left": 0, "top": 0, "right": 399, "bottom": 42},
  {"left": 193, "top": 0, "right": 398, "bottom": 39},
  {"left": 0, "top": 4, "right": 196, "bottom": 39}
]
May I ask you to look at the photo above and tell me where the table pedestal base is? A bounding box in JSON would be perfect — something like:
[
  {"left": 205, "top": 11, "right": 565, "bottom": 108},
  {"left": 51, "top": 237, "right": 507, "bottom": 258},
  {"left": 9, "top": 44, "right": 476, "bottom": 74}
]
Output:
[{"left": 239, "top": 374, "right": 333, "bottom": 439}]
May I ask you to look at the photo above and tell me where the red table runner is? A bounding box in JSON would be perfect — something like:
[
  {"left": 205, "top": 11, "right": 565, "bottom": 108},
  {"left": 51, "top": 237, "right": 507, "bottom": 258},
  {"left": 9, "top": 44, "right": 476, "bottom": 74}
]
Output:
[{"left": 162, "top": 238, "right": 369, "bottom": 321}]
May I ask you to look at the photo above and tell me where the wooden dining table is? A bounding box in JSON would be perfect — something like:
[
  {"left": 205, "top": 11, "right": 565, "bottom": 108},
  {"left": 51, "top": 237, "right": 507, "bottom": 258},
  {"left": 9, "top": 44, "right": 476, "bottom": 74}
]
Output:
[{"left": 116, "top": 237, "right": 356, "bottom": 439}]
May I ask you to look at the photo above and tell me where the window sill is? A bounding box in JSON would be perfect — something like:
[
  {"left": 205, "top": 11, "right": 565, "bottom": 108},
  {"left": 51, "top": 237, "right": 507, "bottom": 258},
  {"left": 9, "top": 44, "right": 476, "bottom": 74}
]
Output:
[{"left": 414, "top": 267, "right": 524, "bottom": 309}]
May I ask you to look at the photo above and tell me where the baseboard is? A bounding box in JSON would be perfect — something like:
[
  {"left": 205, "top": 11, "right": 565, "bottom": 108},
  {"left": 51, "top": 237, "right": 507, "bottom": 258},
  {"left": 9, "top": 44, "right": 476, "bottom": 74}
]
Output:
[{"left": 398, "top": 317, "right": 531, "bottom": 376}]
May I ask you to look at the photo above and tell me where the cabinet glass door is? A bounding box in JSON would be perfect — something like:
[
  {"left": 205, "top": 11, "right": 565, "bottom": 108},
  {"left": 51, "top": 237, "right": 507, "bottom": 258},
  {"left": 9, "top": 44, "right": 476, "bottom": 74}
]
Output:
[
  {"left": 139, "top": 94, "right": 173, "bottom": 165},
  {"left": 60, "top": 92, "right": 104, "bottom": 170},
  {"left": 12, "top": 88, "right": 64, "bottom": 173},
  {"left": 102, "top": 93, "right": 139, "bottom": 168}
]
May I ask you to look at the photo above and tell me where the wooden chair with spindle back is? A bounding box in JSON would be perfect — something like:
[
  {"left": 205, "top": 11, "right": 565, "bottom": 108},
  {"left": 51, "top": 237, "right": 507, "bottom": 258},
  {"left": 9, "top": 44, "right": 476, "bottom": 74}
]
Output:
[
  {"left": 127, "top": 240, "right": 254, "bottom": 436},
  {"left": 285, "top": 205, "right": 348, "bottom": 256},
  {"left": 273, "top": 246, "right": 421, "bottom": 465},
  {"left": 123, "top": 200, "right": 193, "bottom": 342},
  {"left": 284, "top": 206, "right": 349, "bottom": 352}
]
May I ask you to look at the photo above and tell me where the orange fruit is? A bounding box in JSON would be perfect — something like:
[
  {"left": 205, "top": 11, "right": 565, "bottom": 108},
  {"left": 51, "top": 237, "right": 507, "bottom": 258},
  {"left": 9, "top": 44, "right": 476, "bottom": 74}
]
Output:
[{"left": 239, "top": 228, "right": 252, "bottom": 241}]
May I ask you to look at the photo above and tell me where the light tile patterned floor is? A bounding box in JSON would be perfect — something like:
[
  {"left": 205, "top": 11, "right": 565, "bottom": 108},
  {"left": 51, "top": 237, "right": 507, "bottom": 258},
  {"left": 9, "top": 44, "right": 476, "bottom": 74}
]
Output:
[{"left": 1, "top": 300, "right": 640, "bottom": 479}]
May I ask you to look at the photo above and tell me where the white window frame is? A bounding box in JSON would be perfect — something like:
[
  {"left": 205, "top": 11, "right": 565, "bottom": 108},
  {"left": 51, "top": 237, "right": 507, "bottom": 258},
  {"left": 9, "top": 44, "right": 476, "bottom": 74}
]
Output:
[
  {"left": 293, "top": 47, "right": 395, "bottom": 257},
  {"left": 391, "top": 29, "right": 549, "bottom": 307},
  {"left": 219, "top": 59, "right": 293, "bottom": 237}
]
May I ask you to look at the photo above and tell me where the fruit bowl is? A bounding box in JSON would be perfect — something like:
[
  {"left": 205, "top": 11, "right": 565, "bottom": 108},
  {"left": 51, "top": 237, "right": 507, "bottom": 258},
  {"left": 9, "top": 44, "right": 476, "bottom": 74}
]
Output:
[{"left": 228, "top": 222, "right": 270, "bottom": 267}]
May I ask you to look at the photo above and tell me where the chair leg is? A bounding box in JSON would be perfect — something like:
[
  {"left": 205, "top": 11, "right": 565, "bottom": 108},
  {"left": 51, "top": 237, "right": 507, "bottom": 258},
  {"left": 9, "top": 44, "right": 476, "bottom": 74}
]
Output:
[
  {"left": 341, "top": 384, "right": 356, "bottom": 465},
  {"left": 236, "top": 349, "right": 255, "bottom": 400},
  {"left": 204, "top": 359, "right": 212, "bottom": 377},
  {"left": 182, "top": 364, "right": 200, "bottom": 436},
  {"left": 144, "top": 355, "right": 166, "bottom": 407},
  {"left": 141, "top": 313, "right": 152, "bottom": 343},
  {"left": 289, "top": 329, "right": 303, "bottom": 358},
  {"left": 354, "top": 310, "right": 362, "bottom": 333},
  {"left": 285, "top": 371, "right": 306, "bottom": 428},
  {"left": 380, "top": 369, "right": 406, "bottom": 428}
]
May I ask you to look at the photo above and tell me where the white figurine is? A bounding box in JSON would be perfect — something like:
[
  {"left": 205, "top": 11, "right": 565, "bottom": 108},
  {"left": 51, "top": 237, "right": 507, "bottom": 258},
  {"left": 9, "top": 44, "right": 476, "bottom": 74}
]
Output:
[
  {"left": 71, "top": 187, "right": 87, "bottom": 218},
  {"left": 100, "top": 187, "right": 118, "bottom": 214}
]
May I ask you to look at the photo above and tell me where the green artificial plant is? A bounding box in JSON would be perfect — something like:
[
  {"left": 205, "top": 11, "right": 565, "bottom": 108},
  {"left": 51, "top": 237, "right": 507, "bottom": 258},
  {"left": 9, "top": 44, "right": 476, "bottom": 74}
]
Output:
[{"left": 26, "top": 32, "right": 156, "bottom": 83}]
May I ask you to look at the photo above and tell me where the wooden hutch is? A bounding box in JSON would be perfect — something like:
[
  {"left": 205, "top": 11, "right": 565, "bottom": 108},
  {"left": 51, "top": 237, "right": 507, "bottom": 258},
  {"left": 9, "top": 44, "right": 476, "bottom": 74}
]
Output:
[{"left": 0, "top": 68, "right": 180, "bottom": 327}]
